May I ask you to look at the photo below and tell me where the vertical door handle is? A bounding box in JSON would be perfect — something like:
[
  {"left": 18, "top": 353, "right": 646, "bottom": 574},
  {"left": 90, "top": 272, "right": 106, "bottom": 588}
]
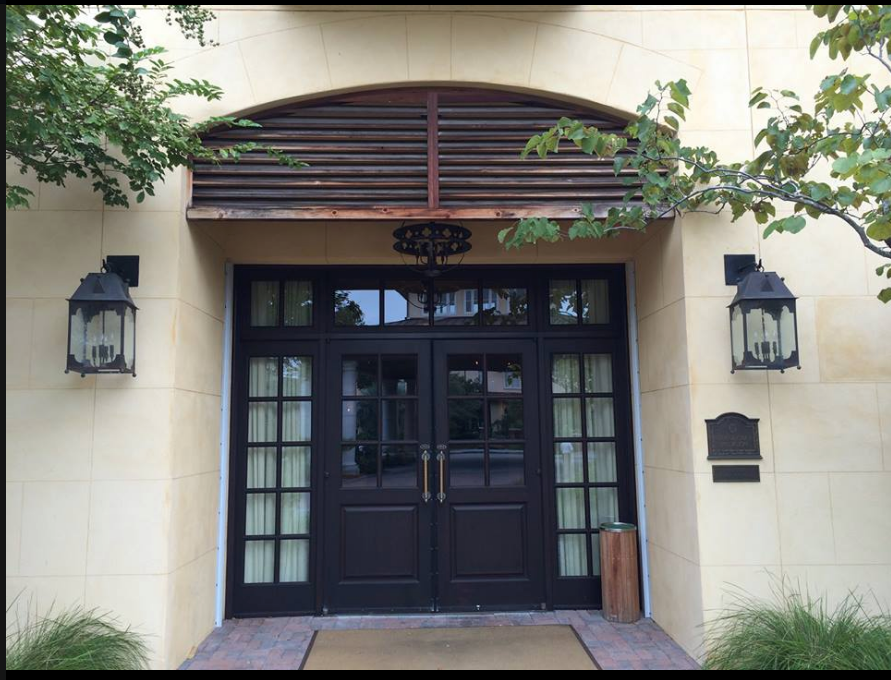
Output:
[
  {"left": 436, "top": 445, "right": 447, "bottom": 503},
  {"left": 420, "top": 445, "right": 431, "bottom": 503}
]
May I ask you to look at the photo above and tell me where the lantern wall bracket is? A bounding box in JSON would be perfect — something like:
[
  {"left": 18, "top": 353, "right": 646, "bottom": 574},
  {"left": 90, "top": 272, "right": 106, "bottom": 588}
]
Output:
[
  {"left": 724, "top": 254, "right": 760, "bottom": 285},
  {"left": 104, "top": 255, "right": 140, "bottom": 288}
]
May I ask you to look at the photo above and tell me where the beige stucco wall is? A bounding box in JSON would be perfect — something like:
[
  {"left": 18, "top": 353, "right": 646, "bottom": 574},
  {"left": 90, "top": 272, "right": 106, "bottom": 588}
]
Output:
[{"left": 6, "top": 5, "right": 890, "bottom": 668}]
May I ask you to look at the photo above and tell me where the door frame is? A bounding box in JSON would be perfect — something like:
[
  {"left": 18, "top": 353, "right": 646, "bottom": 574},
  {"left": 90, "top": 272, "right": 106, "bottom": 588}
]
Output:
[{"left": 225, "top": 264, "right": 636, "bottom": 618}]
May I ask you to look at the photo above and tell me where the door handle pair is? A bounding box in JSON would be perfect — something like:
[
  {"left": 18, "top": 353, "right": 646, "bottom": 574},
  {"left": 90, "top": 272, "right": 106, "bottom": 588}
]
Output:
[{"left": 420, "top": 444, "right": 446, "bottom": 504}]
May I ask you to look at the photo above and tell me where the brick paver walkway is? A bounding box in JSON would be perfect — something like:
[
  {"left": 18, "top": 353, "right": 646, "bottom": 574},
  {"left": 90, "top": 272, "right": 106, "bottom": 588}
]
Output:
[{"left": 180, "top": 611, "right": 699, "bottom": 670}]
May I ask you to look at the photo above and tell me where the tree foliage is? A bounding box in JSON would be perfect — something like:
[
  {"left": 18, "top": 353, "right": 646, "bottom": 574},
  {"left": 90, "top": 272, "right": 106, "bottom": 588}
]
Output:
[
  {"left": 500, "top": 5, "right": 891, "bottom": 302},
  {"left": 6, "top": 5, "right": 303, "bottom": 210}
]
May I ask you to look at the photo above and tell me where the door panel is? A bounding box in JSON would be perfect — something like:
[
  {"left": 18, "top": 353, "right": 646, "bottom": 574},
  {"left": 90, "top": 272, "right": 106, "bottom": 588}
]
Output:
[{"left": 433, "top": 339, "right": 546, "bottom": 610}]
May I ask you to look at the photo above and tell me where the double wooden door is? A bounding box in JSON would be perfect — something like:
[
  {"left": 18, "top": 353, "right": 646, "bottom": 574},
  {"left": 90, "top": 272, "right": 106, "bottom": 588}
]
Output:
[{"left": 323, "top": 338, "right": 545, "bottom": 612}]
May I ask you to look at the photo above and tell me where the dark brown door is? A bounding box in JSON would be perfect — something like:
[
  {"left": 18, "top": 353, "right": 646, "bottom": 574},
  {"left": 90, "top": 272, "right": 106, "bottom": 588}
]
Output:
[{"left": 433, "top": 339, "right": 545, "bottom": 610}]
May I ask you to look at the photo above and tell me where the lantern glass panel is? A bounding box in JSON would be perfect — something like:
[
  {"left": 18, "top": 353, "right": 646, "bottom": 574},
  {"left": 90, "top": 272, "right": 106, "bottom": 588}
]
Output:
[
  {"left": 730, "top": 304, "right": 744, "bottom": 368},
  {"left": 69, "top": 303, "right": 132, "bottom": 372},
  {"left": 778, "top": 303, "right": 797, "bottom": 362},
  {"left": 744, "top": 305, "right": 781, "bottom": 366}
]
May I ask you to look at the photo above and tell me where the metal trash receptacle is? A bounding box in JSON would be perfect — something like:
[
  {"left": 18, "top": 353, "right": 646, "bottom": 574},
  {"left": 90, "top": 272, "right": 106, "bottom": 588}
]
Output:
[{"left": 599, "top": 522, "right": 641, "bottom": 623}]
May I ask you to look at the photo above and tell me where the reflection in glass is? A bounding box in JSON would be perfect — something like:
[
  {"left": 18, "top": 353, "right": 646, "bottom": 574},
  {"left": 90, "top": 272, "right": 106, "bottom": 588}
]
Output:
[
  {"left": 246, "top": 493, "right": 275, "bottom": 535},
  {"left": 448, "top": 399, "right": 484, "bottom": 440},
  {"left": 279, "top": 539, "right": 309, "bottom": 583},
  {"left": 589, "top": 487, "right": 619, "bottom": 527},
  {"left": 585, "top": 397, "right": 615, "bottom": 437},
  {"left": 490, "top": 444, "right": 524, "bottom": 486},
  {"left": 382, "top": 445, "right": 417, "bottom": 488},
  {"left": 584, "top": 354, "right": 612, "bottom": 393},
  {"left": 342, "top": 357, "right": 377, "bottom": 396},
  {"left": 335, "top": 289, "right": 379, "bottom": 326},
  {"left": 248, "top": 402, "right": 277, "bottom": 443},
  {"left": 558, "top": 534, "right": 587, "bottom": 577},
  {"left": 481, "top": 287, "right": 528, "bottom": 326},
  {"left": 554, "top": 442, "right": 584, "bottom": 484},
  {"left": 553, "top": 398, "right": 582, "bottom": 438},
  {"left": 382, "top": 356, "right": 417, "bottom": 396},
  {"left": 549, "top": 280, "right": 578, "bottom": 325},
  {"left": 434, "top": 282, "right": 477, "bottom": 325},
  {"left": 382, "top": 400, "right": 418, "bottom": 441},
  {"left": 342, "top": 401, "right": 378, "bottom": 441},
  {"left": 552, "top": 354, "right": 580, "bottom": 394},
  {"left": 341, "top": 445, "right": 377, "bottom": 487},
  {"left": 249, "top": 357, "right": 278, "bottom": 397},
  {"left": 557, "top": 488, "right": 586, "bottom": 529},
  {"left": 244, "top": 541, "right": 274, "bottom": 583},
  {"left": 283, "top": 356, "right": 312, "bottom": 397},
  {"left": 281, "top": 492, "right": 310, "bottom": 534},
  {"left": 449, "top": 446, "right": 485, "bottom": 487},
  {"left": 384, "top": 281, "right": 429, "bottom": 326},
  {"left": 251, "top": 281, "right": 279, "bottom": 327},
  {"left": 581, "top": 279, "right": 610, "bottom": 324},
  {"left": 284, "top": 281, "right": 313, "bottom": 326},
  {"left": 487, "top": 355, "right": 522, "bottom": 394},
  {"left": 282, "top": 446, "right": 310, "bottom": 487},
  {"left": 488, "top": 400, "right": 524, "bottom": 439},
  {"left": 588, "top": 442, "right": 617, "bottom": 483},
  {"left": 448, "top": 355, "right": 483, "bottom": 395},
  {"left": 591, "top": 534, "right": 601, "bottom": 576},
  {"left": 283, "top": 401, "right": 311, "bottom": 441},
  {"left": 247, "top": 447, "right": 276, "bottom": 488}
]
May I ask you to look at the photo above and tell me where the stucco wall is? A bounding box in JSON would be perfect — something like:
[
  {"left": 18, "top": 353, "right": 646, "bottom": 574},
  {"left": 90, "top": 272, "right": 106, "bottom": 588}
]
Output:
[{"left": 6, "top": 5, "right": 890, "bottom": 668}]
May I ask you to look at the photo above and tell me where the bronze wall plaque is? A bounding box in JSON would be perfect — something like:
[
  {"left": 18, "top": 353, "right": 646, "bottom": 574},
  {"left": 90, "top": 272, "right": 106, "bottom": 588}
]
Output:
[
  {"left": 712, "top": 465, "right": 760, "bottom": 483},
  {"left": 706, "top": 412, "right": 761, "bottom": 460}
]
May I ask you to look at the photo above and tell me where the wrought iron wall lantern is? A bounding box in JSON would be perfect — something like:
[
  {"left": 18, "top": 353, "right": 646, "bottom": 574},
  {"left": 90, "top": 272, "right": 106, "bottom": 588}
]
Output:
[
  {"left": 393, "top": 221, "right": 472, "bottom": 278},
  {"left": 725, "top": 255, "right": 800, "bottom": 373},
  {"left": 66, "top": 256, "right": 139, "bottom": 377}
]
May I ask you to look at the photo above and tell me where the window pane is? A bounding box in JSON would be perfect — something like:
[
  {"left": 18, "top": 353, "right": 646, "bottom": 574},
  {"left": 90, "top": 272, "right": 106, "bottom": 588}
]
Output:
[
  {"left": 279, "top": 539, "right": 309, "bottom": 583},
  {"left": 556, "top": 488, "right": 586, "bottom": 529},
  {"left": 585, "top": 397, "right": 615, "bottom": 437},
  {"left": 449, "top": 399, "right": 484, "bottom": 440},
  {"left": 335, "top": 289, "right": 379, "bottom": 326},
  {"left": 249, "top": 357, "right": 278, "bottom": 397},
  {"left": 584, "top": 354, "right": 612, "bottom": 393},
  {"left": 248, "top": 403, "right": 277, "bottom": 443},
  {"left": 382, "top": 400, "right": 418, "bottom": 441},
  {"left": 558, "top": 535, "right": 588, "bottom": 577},
  {"left": 487, "top": 354, "right": 522, "bottom": 394},
  {"left": 282, "top": 446, "right": 310, "bottom": 487},
  {"left": 448, "top": 355, "right": 483, "bottom": 395},
  {"left": 589, "top": 487, "right": 619, "bottom": 527},
  {"left": 251, "top": 281, "right": 279, "bottom": 327},
  {"left": 382, "top": 356, "right": 417, "bottom": 396},
  {"left": 554, "top": 442, "right": 584, "bottom": 484},
  {"left": 342, "top": 401, "right": 378, "bottom": 441},
  {"left": 552, "top": 354, "right": 580, "bottom": 394},
  {"left": 490, "top": 444, "right": 524, "bottom": 486},
  {"left": 488, "top": 400, "right": 524, "bottom": 439},
  {"left": 283, "top": 401, "right": 311, "bottom": 441},
  {"left": 247, "top": 447, "right": 276, "bottom": 488},
  {"left": 284, "top": 281, "right": 313, "bottom": 326},
  {"left": 283, "top": 356, "right": 312, "bottom": 397},
  {"left": 588, "top": 442, "right": 617, "bottom": 483},
  {"left": 481, "top": 286, "right": 528, "bottom": 326},
  {"left": 549, "top": 280, "right": 577, "bottom": 325},
  {"left": 581, "top": 279, "right": 609, "bottom": 324},
  {"left": 384, "top": 281, "right": 429, "bottom": 326},
  {"left": 434, "top": 282, "right": 477, "bottom": 326},
  {"left": 342, "top": 357, "right": 377, "bottom": 396},
  {"left": 246, "top": 493, "right": 276, "bottom": 535},
  {"left": 449, "top": 445, "right": 484, "bottom": 487},
  {"left": 281, "top": 492, "right": 310, "bottom": 534},
  {"left": 591, "top": 534, "right": 601, "bottom": 576},
  {"left": 553, "top": 398, "right": 582, "bottom": 438},
  {"left": 342, "top": 445, "right": 377, "bottom": 487},
  {"left": 244, "top": 541, "right": 274, "bottom": 583},
  {"left": 382, "top": 445, "right": 417, "bottom": 488}
]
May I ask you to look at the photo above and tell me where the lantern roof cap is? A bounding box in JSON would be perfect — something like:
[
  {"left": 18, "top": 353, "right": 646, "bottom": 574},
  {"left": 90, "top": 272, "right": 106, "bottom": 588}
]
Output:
[
  {"left": 729, "top": 270, "right": 796, "bottom": 307},
  {"left": 68, "top": 271, "right": 138, "bottom": 309}
]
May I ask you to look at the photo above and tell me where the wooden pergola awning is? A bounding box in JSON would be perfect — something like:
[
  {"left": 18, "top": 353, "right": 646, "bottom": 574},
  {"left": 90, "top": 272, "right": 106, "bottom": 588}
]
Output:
[{"left": 187, "top": 87, "right": 640, "bottom": 221}]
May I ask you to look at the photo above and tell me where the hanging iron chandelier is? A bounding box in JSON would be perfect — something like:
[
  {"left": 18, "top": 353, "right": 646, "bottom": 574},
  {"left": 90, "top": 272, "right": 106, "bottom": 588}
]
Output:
[{"left": 392, "top": 221, "right": 472, "bottom": 278}]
